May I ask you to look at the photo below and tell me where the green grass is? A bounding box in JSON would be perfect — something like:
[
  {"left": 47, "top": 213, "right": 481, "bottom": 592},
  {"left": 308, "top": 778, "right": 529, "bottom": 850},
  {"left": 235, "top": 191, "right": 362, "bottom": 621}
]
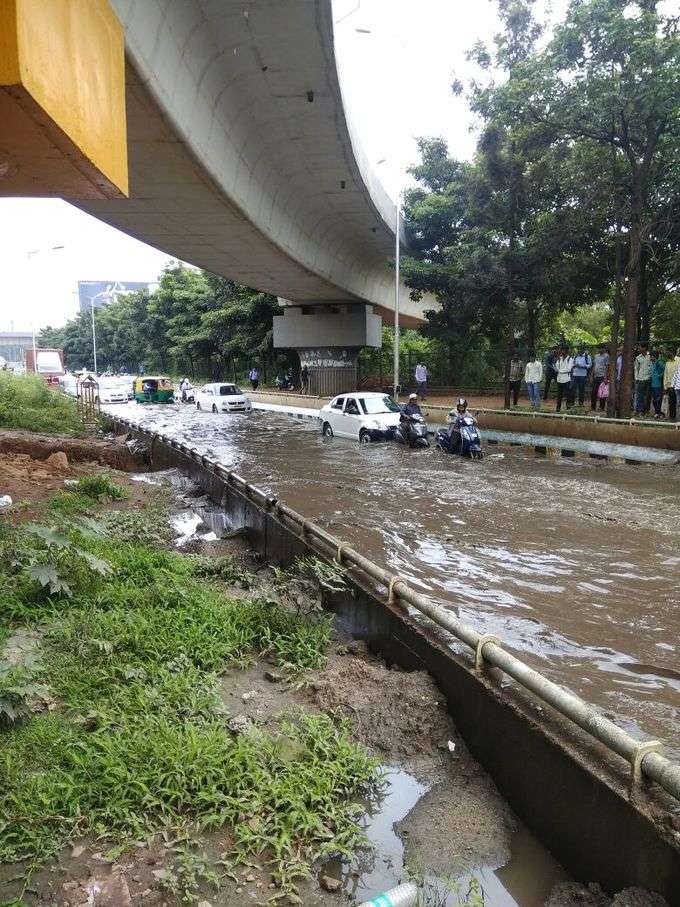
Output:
[
  {"left": 0, "top": 492, "right": 371, "bottom": 896},
  {"left": 0, "top": 372, "right": 82, "bottom": 435}
]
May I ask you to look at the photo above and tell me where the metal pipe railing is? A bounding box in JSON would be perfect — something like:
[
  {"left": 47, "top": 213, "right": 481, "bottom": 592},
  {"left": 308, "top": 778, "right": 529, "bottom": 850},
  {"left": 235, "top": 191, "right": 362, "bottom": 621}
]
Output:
[{"left": 112, "top": 416, "right": 680, "bottom": 802}]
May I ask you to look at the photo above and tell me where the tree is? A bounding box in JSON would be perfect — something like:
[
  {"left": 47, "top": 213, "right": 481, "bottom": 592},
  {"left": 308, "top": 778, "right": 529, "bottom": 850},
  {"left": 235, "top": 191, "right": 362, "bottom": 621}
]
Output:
[{"left": 510, "top": 0, "right": 680, "bottom": 414}]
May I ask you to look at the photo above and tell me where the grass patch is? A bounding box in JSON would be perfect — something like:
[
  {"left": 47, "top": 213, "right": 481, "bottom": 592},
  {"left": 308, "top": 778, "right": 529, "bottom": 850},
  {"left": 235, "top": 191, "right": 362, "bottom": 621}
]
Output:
[
  {"left": 0, "top": 491, "right": 371, "bottom": 896},
  {"left": 0, "top": 373, "right": 82, "bottom": 436}
]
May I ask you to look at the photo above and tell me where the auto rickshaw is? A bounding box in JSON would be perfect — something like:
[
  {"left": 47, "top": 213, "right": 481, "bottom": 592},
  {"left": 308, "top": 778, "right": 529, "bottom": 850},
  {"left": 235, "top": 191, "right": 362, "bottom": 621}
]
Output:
[{"left": 133, "top": 375, "right": 175, "bottom": 404}]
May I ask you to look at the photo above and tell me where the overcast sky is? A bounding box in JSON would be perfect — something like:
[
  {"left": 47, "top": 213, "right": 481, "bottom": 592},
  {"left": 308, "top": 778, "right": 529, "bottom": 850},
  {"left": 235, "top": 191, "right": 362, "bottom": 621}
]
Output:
[{"left": 0, "top": 0, "right": 568, "bottom": 332}]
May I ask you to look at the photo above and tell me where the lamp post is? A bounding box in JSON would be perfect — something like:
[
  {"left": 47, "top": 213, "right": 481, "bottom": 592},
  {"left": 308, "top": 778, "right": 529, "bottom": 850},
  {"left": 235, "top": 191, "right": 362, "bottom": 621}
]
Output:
[
  {"left": 376, "top": 158, "right": 402, "bottom": 400},
  {"left": 90, "top": 297, "right": 98, "bottom": 374}
]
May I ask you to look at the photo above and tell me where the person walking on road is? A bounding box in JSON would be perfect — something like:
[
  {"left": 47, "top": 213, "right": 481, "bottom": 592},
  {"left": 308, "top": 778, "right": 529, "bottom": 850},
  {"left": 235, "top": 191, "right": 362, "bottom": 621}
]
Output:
[
  {"left": 634, "top": 343, "right": 652, "bottom": 414},
  {"left": 555, "top": 346, "right": 574, "bottom": 412},
  {"left": 572, "top": 345, "right": 592, "bottom": 407},
  {"left": 524, "top": 352, "right": 543, "bottom": 410},
  {"left": 248, "top": 366, "right": 259, "bottom": 391},
  {"left": 650, "top": 350, "right": 665, "bottom": 418},
  {"left": 300, "top": 364, "right": 309, "bottom": 394},
  {"left": 543, "top": 348, "right": 558, "bottom": 400},
  {"left": 664, "top": 347, "right": 680, "bottom": 422},
  {"left": 591, "top": 344, "right": 609, "bottom": 410},
  {"left": 508, "top": 354, "right": 524, "bottom": 406},
  {"left": 415, "top": 362, "right": 428, "bottom": 400}
]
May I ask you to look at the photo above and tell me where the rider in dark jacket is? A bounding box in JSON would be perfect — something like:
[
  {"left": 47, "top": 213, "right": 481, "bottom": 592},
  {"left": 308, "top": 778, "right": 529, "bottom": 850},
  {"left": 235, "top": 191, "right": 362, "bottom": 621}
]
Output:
[{"left": 402, "top": 393, "right": 422, "bottom": 417}]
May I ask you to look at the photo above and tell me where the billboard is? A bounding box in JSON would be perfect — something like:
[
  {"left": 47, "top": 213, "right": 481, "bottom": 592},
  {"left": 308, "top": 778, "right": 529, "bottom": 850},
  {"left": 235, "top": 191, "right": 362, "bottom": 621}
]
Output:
[{"left": 78, "top": 280, "right": 150, "bottom": 312}]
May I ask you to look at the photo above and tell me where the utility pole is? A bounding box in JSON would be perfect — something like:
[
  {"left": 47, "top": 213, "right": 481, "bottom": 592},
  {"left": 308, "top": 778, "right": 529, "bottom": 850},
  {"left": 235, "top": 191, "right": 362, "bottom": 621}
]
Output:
[{"left": 91, "top": 297, "right": 98, "bottom": 374}]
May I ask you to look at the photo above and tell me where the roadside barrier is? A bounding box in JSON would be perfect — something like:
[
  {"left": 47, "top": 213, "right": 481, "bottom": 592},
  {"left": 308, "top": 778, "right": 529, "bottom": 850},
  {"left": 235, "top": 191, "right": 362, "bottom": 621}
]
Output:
[{"left": 109, "top": 415, "right": 680, "bottom": 804}]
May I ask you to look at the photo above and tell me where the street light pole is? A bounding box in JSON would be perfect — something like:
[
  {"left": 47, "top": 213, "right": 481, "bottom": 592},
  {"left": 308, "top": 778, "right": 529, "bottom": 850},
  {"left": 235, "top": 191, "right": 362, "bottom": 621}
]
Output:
[
  {"left": 90, "top": 297, "right": 98, "bottom": 374},
  {"left": 393, "top": 194, "right": 400, "bottom": 400}
]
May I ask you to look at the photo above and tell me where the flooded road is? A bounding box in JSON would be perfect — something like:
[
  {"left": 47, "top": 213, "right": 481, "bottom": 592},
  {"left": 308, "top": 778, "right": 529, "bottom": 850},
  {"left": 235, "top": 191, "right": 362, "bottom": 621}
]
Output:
[{"left": 113, "top": 403, "right": 680, "bottom": 759}]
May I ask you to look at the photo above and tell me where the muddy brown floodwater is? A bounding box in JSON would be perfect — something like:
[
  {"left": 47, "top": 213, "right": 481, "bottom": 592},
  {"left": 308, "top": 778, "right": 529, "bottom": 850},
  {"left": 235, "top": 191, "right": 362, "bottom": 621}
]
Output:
[{"left": 110, "top": 404, "right": 680, "bottom": 760}]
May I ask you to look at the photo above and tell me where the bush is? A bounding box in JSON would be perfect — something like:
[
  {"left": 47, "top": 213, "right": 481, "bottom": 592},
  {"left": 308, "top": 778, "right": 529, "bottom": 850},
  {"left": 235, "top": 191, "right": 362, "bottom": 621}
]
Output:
[{"left": 0, "top": 373, "right": 82, "bottom": 435}]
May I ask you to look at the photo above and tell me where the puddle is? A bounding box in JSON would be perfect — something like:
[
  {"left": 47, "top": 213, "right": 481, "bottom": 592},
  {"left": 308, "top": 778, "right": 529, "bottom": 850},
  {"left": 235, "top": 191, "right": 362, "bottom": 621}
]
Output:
[{"left": 337, "top": 767, "right": 568, "bottom": 907}]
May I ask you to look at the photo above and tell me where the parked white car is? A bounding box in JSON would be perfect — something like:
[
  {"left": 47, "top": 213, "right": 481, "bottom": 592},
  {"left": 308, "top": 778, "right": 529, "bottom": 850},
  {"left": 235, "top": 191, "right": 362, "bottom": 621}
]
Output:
[
  {"left": 196, "top": 382, "right": 252, "bottom": 414},
  {"left": 319, "top": 392, "right": 402, "bottom": 443}
]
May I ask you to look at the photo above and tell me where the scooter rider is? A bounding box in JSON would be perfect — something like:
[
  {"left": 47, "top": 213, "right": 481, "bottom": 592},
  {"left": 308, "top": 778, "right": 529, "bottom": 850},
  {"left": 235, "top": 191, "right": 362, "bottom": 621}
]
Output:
[
  {"left": 179, "top": 376, "right": 194, "bottom": 403},
  {"left": 447, "top": 398, "right": 474, "bottom": 453},
  {"left": 402, "top": 393, "right": 422, "bottom": 417}
]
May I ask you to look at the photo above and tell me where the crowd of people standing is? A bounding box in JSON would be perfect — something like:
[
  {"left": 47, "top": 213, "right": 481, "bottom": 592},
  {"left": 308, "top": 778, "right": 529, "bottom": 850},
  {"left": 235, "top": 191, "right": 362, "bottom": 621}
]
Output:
[{"left": 507, "top": 345, "right": 680, "bottom": 418}]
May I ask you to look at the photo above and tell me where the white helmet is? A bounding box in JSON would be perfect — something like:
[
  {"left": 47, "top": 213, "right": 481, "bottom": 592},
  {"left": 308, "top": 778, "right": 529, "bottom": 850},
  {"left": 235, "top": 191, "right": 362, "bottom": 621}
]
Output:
[{"left": 409, "top": 393, "right": 418, "bottom": 400}]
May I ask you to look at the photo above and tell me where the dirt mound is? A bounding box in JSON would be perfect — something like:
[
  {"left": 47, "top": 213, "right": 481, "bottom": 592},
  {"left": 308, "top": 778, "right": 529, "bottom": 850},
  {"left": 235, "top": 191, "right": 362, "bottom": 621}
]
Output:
[
  {"left": 0, "top": 429, "right": 149, "bottom": 471},
  {"left": 546, "top": 883, "right": 669, "bottom": 907},
  {"left": 310, "top": 654, "right": 455, "bottom": 759}
]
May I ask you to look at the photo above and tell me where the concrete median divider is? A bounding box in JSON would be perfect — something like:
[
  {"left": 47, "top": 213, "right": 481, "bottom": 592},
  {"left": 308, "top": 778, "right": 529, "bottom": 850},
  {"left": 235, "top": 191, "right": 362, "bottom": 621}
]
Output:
[{"left": 105, "top": 413, "right": 680, "bottom": 904}]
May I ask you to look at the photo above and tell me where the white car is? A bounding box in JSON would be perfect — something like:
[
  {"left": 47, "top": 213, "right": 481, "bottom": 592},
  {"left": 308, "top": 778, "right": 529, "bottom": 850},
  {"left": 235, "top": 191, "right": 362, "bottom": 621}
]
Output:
[
  {"left": 96, "top": 380, "right": 129, "bottom": 404},
  {"left": 196, "top": 382, "right": 252, "bottom": 414},
  {"left": 320, "top": 392, "right": 403, "bottom": 443}
]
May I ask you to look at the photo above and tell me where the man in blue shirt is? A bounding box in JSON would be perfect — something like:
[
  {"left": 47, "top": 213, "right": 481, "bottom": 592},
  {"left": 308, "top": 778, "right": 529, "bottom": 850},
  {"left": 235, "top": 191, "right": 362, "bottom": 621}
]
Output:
[{"left": 572, "top": 346, "right": 592, "bottom": 407}]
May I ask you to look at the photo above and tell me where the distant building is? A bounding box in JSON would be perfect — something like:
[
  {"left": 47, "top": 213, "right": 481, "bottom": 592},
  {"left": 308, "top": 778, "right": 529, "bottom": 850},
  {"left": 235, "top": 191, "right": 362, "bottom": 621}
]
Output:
[
  {"left": 0, "top": 331, "right": 33, "bottom": 368},
  {"left": 78, "top": 280, "right": 151, "bottom": 312}
]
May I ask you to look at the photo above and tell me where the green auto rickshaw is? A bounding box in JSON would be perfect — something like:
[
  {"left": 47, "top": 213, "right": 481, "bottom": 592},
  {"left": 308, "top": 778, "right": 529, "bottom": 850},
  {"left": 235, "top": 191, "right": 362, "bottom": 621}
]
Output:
[{"left": 134, "top": 375, "right": 175, "bottom": 404}]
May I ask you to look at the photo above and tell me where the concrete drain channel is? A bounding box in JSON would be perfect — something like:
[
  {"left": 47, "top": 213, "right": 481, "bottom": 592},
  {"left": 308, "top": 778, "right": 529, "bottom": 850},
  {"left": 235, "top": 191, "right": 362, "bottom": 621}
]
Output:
[{"left": 113, "top": 415, "right": 680, "bottom": 904}]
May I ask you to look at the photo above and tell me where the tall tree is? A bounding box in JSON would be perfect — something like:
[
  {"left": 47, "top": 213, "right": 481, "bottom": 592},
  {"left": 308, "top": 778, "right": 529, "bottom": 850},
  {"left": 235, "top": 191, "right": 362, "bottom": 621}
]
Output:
[{"left": 508, "top": 0, "right": 680, "bottom": 414}]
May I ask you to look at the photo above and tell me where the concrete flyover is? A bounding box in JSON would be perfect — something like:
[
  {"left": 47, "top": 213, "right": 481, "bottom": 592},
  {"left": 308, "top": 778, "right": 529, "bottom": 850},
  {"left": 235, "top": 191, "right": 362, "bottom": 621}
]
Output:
[{"left": 73, "top": 0, "right": 434, "bottom": 392}]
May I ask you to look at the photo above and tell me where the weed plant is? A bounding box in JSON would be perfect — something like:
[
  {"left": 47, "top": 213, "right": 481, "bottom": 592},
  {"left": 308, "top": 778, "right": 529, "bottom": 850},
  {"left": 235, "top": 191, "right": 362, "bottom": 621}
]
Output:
[
  {"left": 0, "top": 373, "right": 82, "bottom": 435},
  {"left": 0, "top": 493, "right": 373, "bottom": 896}
]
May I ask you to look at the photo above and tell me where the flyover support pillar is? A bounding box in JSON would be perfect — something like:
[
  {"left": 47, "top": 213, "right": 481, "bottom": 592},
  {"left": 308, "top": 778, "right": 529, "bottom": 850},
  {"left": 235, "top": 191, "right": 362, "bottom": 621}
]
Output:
[{"left": 273, "top": 303, "right": 382, "bottom": 398}]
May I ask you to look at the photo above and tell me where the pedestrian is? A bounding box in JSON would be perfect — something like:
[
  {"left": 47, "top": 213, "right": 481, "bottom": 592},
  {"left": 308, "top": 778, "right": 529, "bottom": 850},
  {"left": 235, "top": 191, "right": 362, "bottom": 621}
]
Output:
[
  {"left": 555, "top": 346, "right": 574, "bottom": 412},
  {"left": 634, "top": 343, "right": 652, "bottom": 414},
  {"left": 300, "top": 363, "right": 309, "bottom": 394},
  {"left": 664, "top": 347, "right": 680, "bottom": 422},
  {"left": 414, "top": 361, "right": 428, "bottom": 400},
  {"left": 508, "top": 353, "right": 523, "bottom": 406},
  {"left": 524, "top": 352, "right": 543, "bottom": 410},
  {"left": 650, "top": 350, "right": 665, "bottom": 418},
  {"left": 248, "top": 366, "right": 259, "bottom": 391},
  {"left": 596, "top": 375, "right": 609, "bottom": 411},
  {"left": 543, "top": 347, "right": 558, "bottom": 400},
  {"left": 591, "top": 344, "right": 609, "bottom": 410},
  {"left": 571, "top": 345, "right": 592, "bottom": 407},
  {"left": 674, "top": 358, "right": 680, "bottom": 423}
]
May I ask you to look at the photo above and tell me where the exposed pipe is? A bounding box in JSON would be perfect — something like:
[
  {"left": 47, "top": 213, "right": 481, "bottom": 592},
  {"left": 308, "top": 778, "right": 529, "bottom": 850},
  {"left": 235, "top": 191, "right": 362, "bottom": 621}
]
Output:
[{"left": 358, "top": 882, "right": 418, "bottom": 907}]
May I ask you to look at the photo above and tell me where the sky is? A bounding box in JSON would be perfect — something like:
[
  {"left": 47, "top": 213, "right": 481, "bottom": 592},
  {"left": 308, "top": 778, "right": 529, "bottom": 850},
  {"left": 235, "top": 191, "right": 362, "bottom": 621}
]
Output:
[{"left": 0, "top": 0, "right": 568, "bottom": 333}]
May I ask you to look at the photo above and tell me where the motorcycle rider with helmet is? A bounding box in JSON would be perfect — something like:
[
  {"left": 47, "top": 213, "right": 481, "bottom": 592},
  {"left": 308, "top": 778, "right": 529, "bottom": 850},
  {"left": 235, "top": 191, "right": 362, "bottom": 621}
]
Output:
[
  {"left": 446, "top": 398, "right": 475, "bottom": 454},
  {"left": 402, "top": 393, "right": 422, "bottom": 417}
]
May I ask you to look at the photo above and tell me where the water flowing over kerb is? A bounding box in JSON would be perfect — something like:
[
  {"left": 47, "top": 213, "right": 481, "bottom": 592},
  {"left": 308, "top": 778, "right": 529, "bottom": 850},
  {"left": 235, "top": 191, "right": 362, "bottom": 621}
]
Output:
[{"left": 109, "top": 414, "right": 680, "bottom": 804}]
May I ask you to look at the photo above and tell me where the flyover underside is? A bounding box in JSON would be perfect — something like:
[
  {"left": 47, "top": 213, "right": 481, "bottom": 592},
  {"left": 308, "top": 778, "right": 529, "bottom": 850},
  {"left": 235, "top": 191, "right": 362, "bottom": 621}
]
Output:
[{"left": 73, "top": 0, "right": 431, "bottom": 322}]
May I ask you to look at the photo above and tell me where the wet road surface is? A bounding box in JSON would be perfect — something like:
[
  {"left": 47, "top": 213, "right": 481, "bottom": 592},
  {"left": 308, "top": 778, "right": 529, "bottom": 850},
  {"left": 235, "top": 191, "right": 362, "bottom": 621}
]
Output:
[{"left": 112, "top": 403, "right": 680, "bottom": 759}]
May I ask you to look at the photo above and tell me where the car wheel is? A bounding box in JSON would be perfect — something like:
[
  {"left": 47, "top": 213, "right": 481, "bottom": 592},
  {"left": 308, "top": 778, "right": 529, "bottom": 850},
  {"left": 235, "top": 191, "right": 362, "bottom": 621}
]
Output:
[
  {"left": 212, "top": 404, "right": 217, "bottom": 413},
  {"left": 359, "top": 429, "right": 371, "bottom": 444},
  {"left": 322, "top": 422, "right": 334, "bottom": 438},
  {"left": 196, "top": 402, "right": 201, "bottom": 410}
]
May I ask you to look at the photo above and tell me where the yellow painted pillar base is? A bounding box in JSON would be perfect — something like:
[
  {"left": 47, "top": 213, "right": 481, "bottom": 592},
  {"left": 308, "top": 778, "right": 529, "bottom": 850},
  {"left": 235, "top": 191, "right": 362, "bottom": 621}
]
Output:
[{"left": 0, "top": 0, "right": 128, "bottom": 198}]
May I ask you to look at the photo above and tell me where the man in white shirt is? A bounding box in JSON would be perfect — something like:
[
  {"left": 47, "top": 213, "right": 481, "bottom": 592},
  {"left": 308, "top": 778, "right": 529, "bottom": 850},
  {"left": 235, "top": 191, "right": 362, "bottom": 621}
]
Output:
[
  {"left": 555, "top": 345, "right": 574, "bottom": 412},
  {"left": 414, "top": 362, "right": 428, "bottom": 400},
  {"left": 524, "top": 352, "right": 543, "bottom": 410}
]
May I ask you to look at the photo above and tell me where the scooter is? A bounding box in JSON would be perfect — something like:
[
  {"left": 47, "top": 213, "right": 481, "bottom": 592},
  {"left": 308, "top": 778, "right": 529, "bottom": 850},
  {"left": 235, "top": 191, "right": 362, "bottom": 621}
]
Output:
[
  {"left": 393, "top": 413, "right": 430, "bottom": 448},
  {"left": 435, "top": 415, "right": 483, "bottom": 459},
  {"left": 179, "top": 388, "right": 195, "bottom": 404}
]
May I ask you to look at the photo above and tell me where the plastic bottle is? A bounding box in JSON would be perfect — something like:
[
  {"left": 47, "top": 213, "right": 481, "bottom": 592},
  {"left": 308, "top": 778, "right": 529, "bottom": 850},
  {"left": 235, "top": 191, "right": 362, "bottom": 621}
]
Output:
[{"left": 358, "top": 882, "right": 418, "bottom": 907}]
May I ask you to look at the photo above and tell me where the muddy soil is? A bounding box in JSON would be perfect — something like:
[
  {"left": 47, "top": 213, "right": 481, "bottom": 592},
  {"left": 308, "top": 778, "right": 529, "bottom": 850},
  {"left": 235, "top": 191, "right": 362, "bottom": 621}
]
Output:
[
  {"left": 546, "top": 883, "right": 669, "bottom": 907},
  {"left": 0, "top": 428, "right": 150, "bottom": 472}
]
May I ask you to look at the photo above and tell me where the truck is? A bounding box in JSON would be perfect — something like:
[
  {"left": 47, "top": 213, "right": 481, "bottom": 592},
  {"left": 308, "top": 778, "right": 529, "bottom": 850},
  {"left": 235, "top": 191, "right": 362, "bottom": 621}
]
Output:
[{"left": 24, "top": 348, "right": 65, "bottom": 385}]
